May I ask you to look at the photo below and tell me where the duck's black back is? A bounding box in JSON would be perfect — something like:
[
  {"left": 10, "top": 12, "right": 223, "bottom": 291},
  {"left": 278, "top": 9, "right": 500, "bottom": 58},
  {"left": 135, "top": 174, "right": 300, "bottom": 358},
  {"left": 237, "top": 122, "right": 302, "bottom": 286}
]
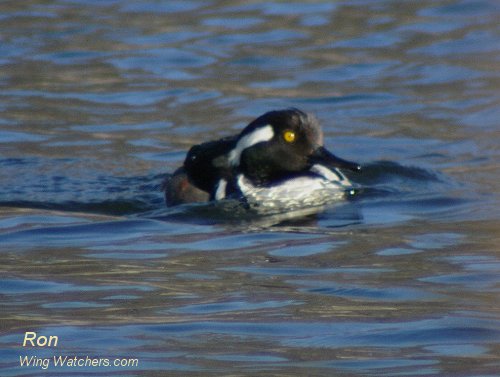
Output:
[{"left": 183, "top": 135, "right": 238, "bottom": 193}]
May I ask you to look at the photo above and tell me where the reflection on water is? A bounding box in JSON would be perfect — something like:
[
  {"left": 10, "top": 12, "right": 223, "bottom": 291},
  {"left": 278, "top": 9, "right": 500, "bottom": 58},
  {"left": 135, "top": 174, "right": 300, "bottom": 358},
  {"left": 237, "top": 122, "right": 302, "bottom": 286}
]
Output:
[{"left": 1, "top": 0, "right": 499, "bottom": 376}]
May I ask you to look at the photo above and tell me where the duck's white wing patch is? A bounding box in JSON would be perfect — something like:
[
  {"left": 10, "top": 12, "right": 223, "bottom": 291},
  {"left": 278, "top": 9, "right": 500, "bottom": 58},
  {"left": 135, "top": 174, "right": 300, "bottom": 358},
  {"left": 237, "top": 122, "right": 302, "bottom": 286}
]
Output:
[
  {"left": 228, "top": 125, "right": 274, "bottom": 166},
  {"left": 214, "top": 179, "right": 228, "bottom": 200}
]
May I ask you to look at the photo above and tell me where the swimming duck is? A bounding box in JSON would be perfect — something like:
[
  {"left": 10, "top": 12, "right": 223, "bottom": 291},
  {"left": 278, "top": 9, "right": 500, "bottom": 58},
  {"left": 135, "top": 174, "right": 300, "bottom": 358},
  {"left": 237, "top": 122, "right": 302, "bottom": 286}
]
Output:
[{"left": 164, "top": 108, "right": 361, "bottom": 214}]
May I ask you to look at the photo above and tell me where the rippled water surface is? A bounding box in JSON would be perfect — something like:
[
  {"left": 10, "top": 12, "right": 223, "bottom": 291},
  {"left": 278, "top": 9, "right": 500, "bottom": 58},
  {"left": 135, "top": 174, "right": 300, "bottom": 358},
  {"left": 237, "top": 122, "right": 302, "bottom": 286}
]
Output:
[{"left": 1, "top": 1, "right": 499, "bottom": 376}]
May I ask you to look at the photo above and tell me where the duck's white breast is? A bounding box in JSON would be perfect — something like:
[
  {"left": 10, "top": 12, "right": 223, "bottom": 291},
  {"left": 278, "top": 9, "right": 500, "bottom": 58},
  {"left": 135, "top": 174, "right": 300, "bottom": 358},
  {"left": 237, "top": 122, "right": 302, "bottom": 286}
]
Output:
[{"left": 236, "top": 167, "right": 352, "bottom": 214}]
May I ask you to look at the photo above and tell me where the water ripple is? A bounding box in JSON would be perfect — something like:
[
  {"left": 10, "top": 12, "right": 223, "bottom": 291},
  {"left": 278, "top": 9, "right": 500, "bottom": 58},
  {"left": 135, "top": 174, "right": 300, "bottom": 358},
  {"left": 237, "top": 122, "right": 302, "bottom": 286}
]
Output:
[{"left": 1, "top": 1, "right": 498, "bottom": 376}]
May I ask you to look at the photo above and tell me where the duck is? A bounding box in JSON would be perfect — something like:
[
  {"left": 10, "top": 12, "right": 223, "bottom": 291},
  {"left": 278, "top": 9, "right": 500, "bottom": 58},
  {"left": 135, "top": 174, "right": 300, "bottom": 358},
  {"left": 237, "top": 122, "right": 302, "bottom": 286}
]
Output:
[{"left": 164, "top": 108, "right": 361, "bottom": 214}]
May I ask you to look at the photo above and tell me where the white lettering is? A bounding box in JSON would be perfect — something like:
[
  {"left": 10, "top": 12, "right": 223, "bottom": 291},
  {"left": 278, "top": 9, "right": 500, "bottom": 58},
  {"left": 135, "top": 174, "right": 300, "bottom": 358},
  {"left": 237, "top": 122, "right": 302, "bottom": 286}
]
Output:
[
  {"left": 22, "top": 332, "right": 36, "bottom": 346},
  {"left": 22, "top": 331, "right": 58, "bottom": 347},
  {"left": 19, "top": 355, "right": 50, "bottom": 370}
]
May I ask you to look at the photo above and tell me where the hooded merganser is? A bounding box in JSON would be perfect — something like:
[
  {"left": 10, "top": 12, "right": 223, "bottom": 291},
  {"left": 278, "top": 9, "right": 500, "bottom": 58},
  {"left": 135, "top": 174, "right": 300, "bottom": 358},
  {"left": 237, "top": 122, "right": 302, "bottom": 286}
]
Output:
[{"left": 164, "top": 108, "right": 361, "bottom": 214}]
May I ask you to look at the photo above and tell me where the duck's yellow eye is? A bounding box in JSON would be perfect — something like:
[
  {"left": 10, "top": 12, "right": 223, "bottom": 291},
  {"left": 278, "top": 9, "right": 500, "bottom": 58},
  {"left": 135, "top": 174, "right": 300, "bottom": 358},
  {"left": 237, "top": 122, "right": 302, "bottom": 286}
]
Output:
[{"left": 283, "top": 130, "right": 296, "bottom": 143}]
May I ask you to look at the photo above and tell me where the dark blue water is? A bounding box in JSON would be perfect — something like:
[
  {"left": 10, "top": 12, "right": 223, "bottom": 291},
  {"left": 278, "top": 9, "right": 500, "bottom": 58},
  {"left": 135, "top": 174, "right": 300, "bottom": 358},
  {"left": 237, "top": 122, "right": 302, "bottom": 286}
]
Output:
[{"left": 1, "top": 1, "right": 499, "bottom": 376}]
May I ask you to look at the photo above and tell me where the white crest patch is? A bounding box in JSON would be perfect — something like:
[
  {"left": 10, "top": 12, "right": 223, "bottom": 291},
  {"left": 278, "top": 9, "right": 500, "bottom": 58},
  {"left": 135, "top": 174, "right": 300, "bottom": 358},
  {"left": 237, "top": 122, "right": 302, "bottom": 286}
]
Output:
[{"left": 228, "top": 125, "right": 274, "bottom": 166}]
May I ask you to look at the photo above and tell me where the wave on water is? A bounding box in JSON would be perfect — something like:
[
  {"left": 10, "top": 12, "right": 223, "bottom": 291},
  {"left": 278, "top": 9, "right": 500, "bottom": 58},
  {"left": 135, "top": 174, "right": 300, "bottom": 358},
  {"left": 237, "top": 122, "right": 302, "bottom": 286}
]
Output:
[
  {"left": 0, "top": 160, "right": 465, "bottom": 227},
  {"left": 0, "top": 172, "right": 166, "bottom": 216}
]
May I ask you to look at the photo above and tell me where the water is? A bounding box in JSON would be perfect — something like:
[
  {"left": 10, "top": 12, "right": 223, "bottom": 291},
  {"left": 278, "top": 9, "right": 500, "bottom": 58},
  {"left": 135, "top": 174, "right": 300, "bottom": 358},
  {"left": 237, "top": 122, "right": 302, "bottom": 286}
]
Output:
[{"left": 1, "top": 0, "right": 499, "bottom": 376}]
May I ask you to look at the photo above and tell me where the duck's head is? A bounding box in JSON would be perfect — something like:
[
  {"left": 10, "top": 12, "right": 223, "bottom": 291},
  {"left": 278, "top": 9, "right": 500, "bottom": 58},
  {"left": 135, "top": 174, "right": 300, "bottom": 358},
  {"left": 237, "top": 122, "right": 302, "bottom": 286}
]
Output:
[{"left": 227, "top": 109, "right": 360, "bottom": 185}]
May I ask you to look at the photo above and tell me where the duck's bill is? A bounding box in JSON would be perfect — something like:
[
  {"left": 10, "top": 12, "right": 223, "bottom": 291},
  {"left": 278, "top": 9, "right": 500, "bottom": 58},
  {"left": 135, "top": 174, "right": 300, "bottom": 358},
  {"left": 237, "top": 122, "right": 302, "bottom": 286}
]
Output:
[{"left": 309, "top": 146, "right": 361, "bottom": 172}]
